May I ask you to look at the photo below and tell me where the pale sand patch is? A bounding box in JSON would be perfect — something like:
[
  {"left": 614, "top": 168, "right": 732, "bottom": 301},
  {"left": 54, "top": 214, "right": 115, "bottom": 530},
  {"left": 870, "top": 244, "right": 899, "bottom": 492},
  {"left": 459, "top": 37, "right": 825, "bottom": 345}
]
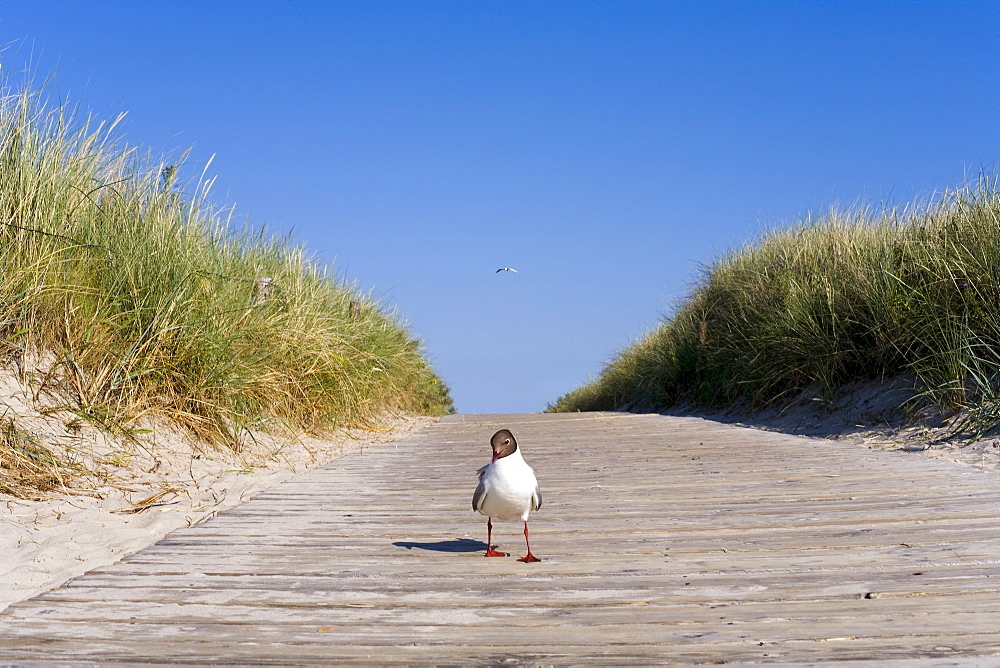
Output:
[{"left": 0, "top": 414, "right": 434, "bottom": 613}]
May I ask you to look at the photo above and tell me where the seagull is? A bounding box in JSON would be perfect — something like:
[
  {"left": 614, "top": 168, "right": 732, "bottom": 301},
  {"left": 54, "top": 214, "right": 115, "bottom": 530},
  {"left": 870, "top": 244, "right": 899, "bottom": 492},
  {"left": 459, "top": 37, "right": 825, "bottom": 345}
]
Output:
[
  {"left": 472, "top": 429, "right": 542, "bottom": 562},
  {"left": 496, "top": 267, "right": 518, "bottom": 273}
]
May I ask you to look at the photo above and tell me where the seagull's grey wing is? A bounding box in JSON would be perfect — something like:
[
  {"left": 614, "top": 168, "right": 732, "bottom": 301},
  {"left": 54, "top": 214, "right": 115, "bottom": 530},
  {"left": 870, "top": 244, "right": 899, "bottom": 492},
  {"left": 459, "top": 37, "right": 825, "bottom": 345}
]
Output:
[
  {"left": 473, "top": 478, "right": 488, "bottom": 512},
  {"left": 473, "top": 465, "right": 489, "bottom": 511},
  {"left": 531, "top": 482, "right": 542, "bottom": 511}
]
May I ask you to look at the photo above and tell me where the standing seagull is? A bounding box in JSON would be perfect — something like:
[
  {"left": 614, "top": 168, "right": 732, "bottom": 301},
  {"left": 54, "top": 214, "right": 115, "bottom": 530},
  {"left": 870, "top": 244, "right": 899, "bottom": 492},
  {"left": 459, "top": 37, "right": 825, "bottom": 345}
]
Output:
[{"left": 472, "top": 429, "right": 542, "bottom": 562}]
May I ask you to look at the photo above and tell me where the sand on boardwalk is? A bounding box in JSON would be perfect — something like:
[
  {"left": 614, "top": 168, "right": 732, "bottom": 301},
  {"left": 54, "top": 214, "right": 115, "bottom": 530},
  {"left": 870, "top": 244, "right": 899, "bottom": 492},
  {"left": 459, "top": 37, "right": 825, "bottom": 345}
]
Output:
[
  {"left": 0, "top": 414, "right": 434, "bottom": 614},
  {"left": 0, "top": 357, "right": 436, "bottom": 613},
  {"left": 5, "top": 372, "right": 999, "bottom": 615}
]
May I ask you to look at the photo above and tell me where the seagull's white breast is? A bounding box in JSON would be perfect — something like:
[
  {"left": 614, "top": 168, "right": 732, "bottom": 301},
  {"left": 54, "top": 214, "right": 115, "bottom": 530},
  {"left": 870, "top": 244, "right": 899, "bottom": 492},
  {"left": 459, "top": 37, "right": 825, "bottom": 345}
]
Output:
[{"left": 476, "top": 450, "right": 540, "bottom": 522}]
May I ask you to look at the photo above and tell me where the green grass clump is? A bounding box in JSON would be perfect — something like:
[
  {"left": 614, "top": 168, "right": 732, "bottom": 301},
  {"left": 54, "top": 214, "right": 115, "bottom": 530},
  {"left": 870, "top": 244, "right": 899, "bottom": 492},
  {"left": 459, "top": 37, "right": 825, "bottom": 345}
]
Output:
[
  {"left": 550, "top": 179, "right": 1000, "bottom": 432},
  {"left": 0, "top": 76, "right": 452, "bottom": 463}
]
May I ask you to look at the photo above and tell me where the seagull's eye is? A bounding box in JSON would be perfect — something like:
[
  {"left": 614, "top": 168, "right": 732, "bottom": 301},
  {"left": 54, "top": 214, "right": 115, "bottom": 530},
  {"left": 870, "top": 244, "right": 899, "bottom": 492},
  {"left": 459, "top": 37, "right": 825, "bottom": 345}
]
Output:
[{"left": 504, "top": 439, "right": 510, "bottom": 444}]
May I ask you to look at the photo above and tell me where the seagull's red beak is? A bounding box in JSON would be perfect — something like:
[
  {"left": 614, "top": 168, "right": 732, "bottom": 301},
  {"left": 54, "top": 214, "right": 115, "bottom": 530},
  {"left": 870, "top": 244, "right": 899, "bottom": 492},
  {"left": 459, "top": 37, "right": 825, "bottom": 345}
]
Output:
[{"left": 492, "top": 450, "right": 501, "bottom": 463}]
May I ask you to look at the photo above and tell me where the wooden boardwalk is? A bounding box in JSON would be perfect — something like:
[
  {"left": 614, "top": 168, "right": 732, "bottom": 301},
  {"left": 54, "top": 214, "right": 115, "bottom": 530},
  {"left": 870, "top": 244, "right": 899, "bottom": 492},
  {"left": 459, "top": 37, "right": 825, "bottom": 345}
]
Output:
[{"left": 1, "top": 412, "right": 999, "bottom": 665}]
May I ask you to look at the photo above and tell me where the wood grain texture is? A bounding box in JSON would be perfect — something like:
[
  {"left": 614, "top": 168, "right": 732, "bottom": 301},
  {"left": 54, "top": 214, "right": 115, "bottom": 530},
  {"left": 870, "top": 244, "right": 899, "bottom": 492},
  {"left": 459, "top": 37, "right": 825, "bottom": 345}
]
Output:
[{"left": 1, "top": 412, "right": 999, "bottom": 665}]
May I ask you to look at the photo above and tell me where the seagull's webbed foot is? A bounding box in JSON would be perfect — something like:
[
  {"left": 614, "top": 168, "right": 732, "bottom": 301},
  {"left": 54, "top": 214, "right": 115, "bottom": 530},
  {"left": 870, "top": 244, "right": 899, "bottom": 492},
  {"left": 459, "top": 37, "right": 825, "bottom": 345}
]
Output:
[
  {"left": 484, "top": 519, "right": 506, "bottom": 557},
  {"left": 518, "top": 521, "right": 540, "bottom": 562}
]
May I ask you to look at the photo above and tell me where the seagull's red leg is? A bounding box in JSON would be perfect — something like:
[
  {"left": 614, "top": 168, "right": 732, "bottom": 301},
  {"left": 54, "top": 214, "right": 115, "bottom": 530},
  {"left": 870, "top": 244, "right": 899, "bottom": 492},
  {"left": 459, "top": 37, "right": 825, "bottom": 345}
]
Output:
[
  {"left": 484, "top": 518, "right": 506, "bottom": 557},
  {"left": 517, "top": 520, "right": 541, "bottom": 563}
]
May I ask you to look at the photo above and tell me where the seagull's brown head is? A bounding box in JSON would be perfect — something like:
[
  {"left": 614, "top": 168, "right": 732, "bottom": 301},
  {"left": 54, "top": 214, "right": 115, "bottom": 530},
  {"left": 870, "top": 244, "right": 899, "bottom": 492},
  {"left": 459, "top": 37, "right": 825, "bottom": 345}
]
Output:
[{"left": 490, "top": 429, "right": 517, "bottom": 462}]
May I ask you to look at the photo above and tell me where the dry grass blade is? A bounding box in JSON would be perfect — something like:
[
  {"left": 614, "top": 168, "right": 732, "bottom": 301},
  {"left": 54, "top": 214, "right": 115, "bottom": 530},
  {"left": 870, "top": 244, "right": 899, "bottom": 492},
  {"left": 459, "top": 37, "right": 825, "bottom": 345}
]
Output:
[{"left": 111, "top": 488, "right": 181, "bottom": 514}]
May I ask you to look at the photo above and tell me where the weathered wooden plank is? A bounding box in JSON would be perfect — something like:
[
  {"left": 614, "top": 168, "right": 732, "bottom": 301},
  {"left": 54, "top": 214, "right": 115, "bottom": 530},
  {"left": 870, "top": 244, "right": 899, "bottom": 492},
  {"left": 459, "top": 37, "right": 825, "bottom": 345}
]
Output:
[
  {"left": 33, "top": 570, "right": 997, "bottom": 607},
  {"left": 1, "top": 411, "right": 999, "bottom": 665},
  {"left": 0, "top": 620, "right": 997, "bottom": 664}
]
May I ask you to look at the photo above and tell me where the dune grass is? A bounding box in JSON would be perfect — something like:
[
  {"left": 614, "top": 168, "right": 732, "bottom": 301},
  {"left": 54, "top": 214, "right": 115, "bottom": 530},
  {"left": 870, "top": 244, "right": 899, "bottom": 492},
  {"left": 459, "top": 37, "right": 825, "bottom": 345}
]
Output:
[
  {"left": 0, "top": 417, "right": 84, "bottom": 498},
  {"left": 550, "top": 179, "right": 1000, "bottom": 434},
  {"left": 0, "top": 77, "right": 452, "bottom": 495}
]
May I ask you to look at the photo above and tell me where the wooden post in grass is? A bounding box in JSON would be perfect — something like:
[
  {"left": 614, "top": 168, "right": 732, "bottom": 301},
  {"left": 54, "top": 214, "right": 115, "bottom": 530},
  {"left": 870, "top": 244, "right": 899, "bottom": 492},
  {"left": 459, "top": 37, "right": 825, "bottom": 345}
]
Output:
[
  {"left": 349, "top": 301, "right": 361, "bottom": 321},
  {"left": 253, "top": 277, "right": 273, "bottom": 303},
  {"left": 698, "top": 320, "right": 708, "bottom": 346}
]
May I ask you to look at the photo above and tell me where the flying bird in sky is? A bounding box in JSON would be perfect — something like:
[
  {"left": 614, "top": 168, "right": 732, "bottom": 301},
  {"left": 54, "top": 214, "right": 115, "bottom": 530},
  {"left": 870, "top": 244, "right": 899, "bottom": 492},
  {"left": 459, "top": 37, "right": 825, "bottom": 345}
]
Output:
[{"left": 496, "top": 267, "right": 518, "bottom": 273}]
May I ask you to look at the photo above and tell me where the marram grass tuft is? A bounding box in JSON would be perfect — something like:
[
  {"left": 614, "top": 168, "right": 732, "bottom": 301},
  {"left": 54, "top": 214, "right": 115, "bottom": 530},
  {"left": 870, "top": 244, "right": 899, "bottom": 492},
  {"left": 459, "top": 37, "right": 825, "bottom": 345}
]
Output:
[
  {"left": 0, "top": 74, "right": 452, "bottom": 492},
  {"left": 550, "top": 179, "right": 1000, "bottom": 435}
]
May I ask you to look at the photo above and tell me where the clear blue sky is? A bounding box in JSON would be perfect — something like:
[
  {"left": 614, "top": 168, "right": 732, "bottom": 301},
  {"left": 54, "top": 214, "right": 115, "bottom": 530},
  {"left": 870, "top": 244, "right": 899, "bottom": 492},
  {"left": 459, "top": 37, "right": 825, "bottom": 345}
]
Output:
[{"left": 2, "top": 2, "right": 998, "bottom": 413}]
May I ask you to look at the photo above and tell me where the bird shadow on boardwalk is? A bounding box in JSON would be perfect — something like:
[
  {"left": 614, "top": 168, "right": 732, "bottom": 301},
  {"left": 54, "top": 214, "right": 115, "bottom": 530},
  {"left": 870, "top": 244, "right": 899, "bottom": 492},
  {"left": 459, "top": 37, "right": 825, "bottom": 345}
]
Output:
[{"left": 392, "top": 538, "right": 487, "bottom": 553}]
